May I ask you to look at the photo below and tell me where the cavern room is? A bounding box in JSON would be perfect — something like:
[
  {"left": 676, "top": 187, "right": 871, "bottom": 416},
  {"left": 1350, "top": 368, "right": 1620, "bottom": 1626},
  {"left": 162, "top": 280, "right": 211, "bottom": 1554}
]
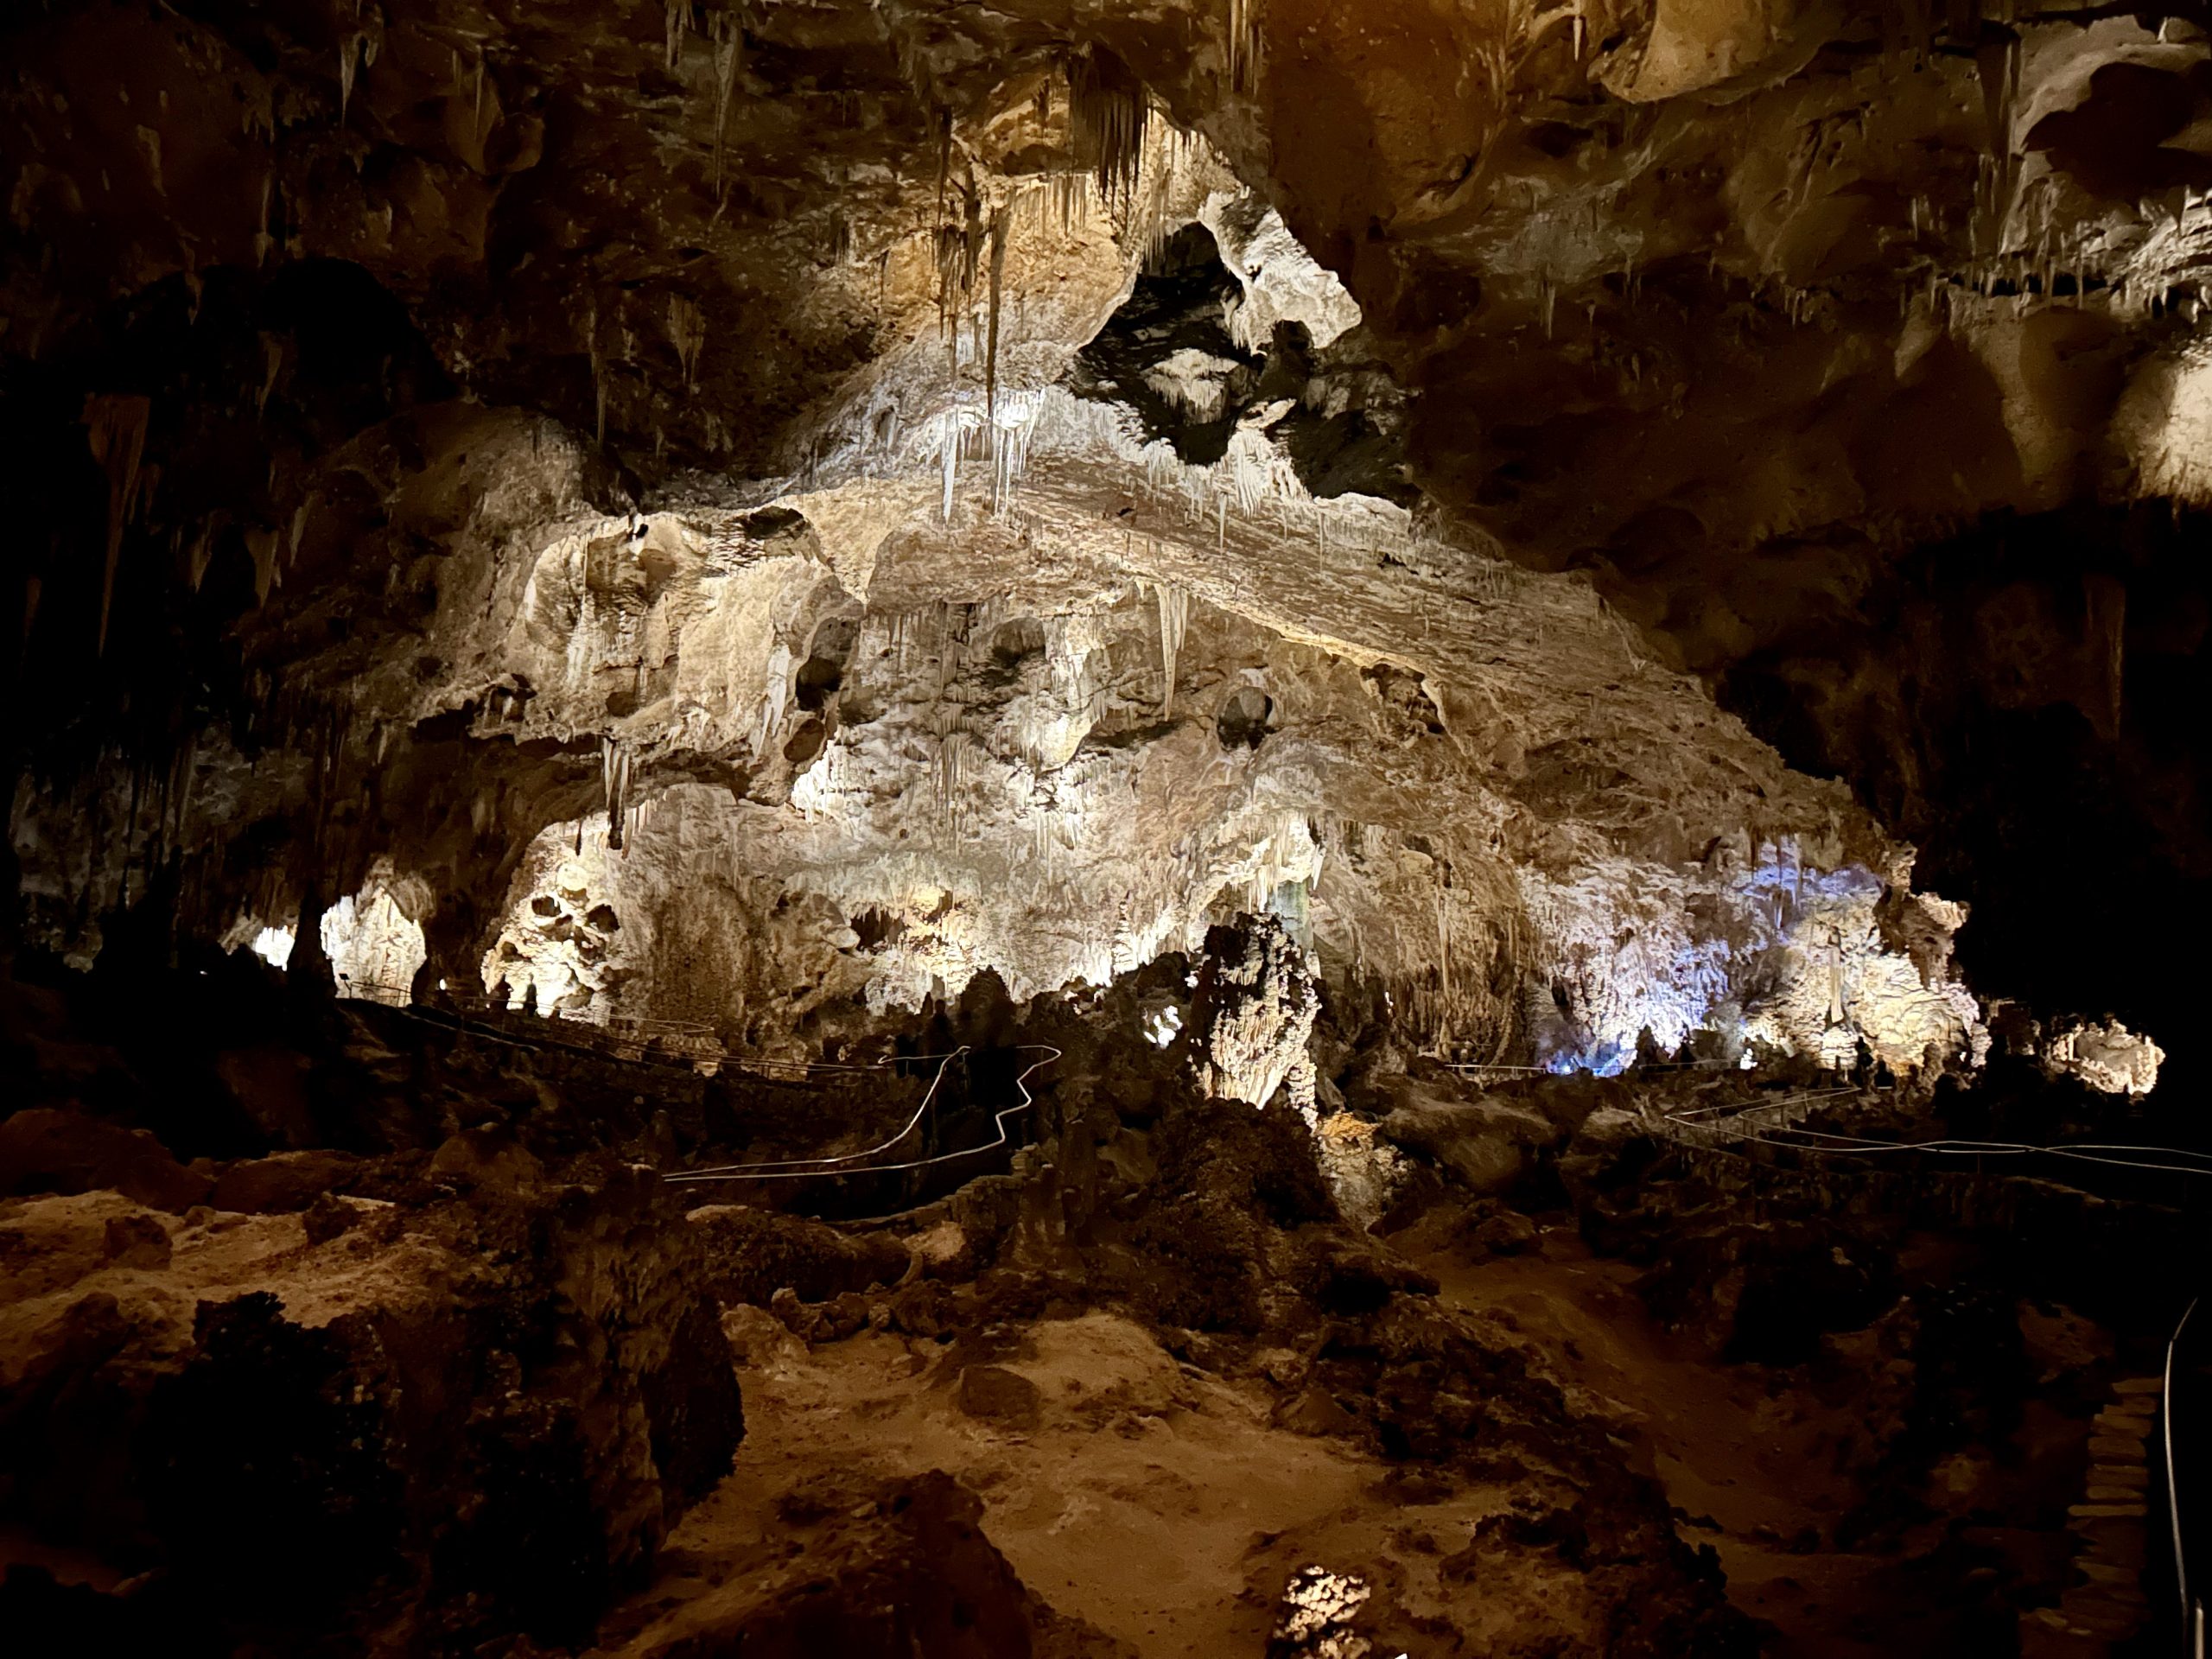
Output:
[{"left": 5, "top": 1, "right": 2211, "bottom": 1655}]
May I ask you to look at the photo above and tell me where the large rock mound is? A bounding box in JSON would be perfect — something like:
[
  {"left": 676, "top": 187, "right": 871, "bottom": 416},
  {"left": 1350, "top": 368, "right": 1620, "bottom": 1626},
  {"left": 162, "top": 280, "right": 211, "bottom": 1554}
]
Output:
[{"left": 0, "top": 1161, "right": 741, "bottom": 1654}]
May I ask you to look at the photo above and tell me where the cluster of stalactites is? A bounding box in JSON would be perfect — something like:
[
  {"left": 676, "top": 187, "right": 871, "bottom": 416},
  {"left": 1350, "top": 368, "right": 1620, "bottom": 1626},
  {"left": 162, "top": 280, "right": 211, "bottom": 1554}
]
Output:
[
  {"left": 1067, "top": 45, "right": 1149, "bottom": 202},
  {"left": 927, "top": 390, "right": 1046, "bottom": 522},
  {"left": 1227, "top": 0, "right": 1263, "bottom": 95}
]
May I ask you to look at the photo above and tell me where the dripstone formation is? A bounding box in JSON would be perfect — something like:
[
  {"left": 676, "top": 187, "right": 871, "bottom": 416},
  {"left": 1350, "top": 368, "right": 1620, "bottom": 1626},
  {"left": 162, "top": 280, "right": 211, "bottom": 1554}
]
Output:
[{"left": 3, "top": 3, "right": 2205, "bottom": 1656}]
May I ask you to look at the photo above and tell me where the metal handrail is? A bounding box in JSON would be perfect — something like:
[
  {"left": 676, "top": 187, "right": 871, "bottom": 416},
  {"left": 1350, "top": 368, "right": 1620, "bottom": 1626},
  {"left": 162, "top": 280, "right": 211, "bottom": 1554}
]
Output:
[
  {"left": 2168, "top": 1296, "right": 2206, "bottom": 1656},
  {"left": 664, "top": 1044, "right": 1060, "bottom": 1187},
  {"left": 668, "top": 1046, "right": 971, "bottom": 1180},
  {"left": 338, "top": 977, "right": 721, "bottom": 1041},
  {"left": 343, "top": 974, "right": 1052, "bottom": 1195},
  {"left": 1662, "top": 1093, "right": 2212, "bottom": 1181}
]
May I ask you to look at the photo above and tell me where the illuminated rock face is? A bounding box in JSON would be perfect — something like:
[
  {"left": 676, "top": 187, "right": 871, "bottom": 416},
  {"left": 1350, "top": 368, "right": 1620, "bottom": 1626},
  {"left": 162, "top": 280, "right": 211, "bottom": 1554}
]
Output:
[
  {"left": 6, "top": 156, "right": 1989, "bottom": 1080},
  {"left": 420, "top": 369, "right": 1980, "bottom": 1071},
  {"left": 2042, "top": 1018, "right": 2167, "bottom": 1096},
  {"left": 222, "top": 870, "right": 426, "bottom": 1005},
  {"left": 1195, "top": 915, "right": 1320, "bottom": 1115},
  {"left": 323, "top": 884, "right": 429, "bottom": 1006},
  {"left": 4, "top": 15, "right": 2202, "bottom": 1657},
  {"left": 12, "top": 0, "right": 2202, "bottom": 1087}
]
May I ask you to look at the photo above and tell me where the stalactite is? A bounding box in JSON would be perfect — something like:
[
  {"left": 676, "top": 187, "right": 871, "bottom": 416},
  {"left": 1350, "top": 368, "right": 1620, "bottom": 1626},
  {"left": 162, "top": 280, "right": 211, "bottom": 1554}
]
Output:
[
  {"left": 932, "top": 172, "right": 988, "bottom": 349},
  {"left": 257, "top": 334, "right": 283, "bottom": 416},
  {"left": 985, "top": 204, "right": 1008, "bottom": 422},
  {"left": 1228, "top": 0, "right": 1263, "bottom": 93},
  {"left": 1043, "top": 169, "right": 1088, "bottom": 233},
  {"left": 960, "top": 175, "right": 983, "bottom": 295},
  {"left": 82, "top": 393, "right": 150, "bottom": 657},
  {"left": 1141, "top": 579, "right": 1189, "bottom": 715},
  {"left": 584, "top": 294, "right": 608, "bottom": 450},
  {"left": 339, "top": 37, "right": 359, "bottom": 123},
  {"left": 668, "top": 293, "right": 706, "bottom": 390},
  {"left": 756, "top": 642, "right": 791, "bottom": 755},
  {"left": 247, "top": 528, "right": 281, "bottom": 606},
  {"left": 183, "top": 519, "right": 215, "bottom": 593},
  {"left": 602, "top": 735, "right": 632, "bottom": 850},
  {"left": 1068, "top": 46, "right": 1147, "bottom": 201},
  {"left": 1976, "top": 29, "right": 2022, "bottom": 159},
  {"left": 288, "top": 493, "right": 316, "bottom": 577},
  {"left": 709, "top": 9, "right": 743, "bottom": 200},
  {"left": 665, "top": 0, "right": 690, "bottom": 70}
]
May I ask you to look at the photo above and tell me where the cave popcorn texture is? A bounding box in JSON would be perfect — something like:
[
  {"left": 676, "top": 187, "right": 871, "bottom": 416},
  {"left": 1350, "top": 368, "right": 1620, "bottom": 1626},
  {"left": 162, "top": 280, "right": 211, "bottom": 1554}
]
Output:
[
  {"left": 0, "top": 94, "right": 2016, "bottom": 1077},
  {"left": 1520, "top": 847, "right": 1984, "bottom": 1075}
]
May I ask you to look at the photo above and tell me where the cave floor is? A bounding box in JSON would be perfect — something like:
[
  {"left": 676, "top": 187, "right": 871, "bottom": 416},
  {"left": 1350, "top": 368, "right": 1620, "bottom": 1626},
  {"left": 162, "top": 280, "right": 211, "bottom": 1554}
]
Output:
[
  {"left": 592, "top": 1214, "right": 2095, "bottom": 1658},
  {"left": 1400, "top": 1220, "right": 1911, "bottom": 1659},
  {"left": 597, "top": 1308, "right": 1421, "bottom": 1656}
]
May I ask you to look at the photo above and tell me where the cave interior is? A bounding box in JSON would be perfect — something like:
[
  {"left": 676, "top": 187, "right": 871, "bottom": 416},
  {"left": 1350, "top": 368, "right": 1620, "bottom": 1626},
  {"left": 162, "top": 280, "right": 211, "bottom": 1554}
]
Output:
[{"left": 3, "top": 2, "right": 2210, "bottom": 1656}]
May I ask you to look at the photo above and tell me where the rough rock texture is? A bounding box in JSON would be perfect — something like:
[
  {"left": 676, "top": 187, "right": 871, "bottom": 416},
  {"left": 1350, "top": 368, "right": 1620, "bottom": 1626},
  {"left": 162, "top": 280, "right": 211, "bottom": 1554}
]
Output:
[
  {"left": 1194, "top": 913, "right": 1319, "bottom": 1111},
  {"left": 2039, "top": 1015, "right": 2166, "bottom": 1096},
  {"left": 0, "top": 1161, "right": 742, "bottom": 1654},
  {"left": 7, "top": 927, "right": 2189, "bottom": 1656},
  {"left": 7, "top": 14, "right": 2209, "bottom": 1644},
  {"left": 602, "top": 1469, "right": 1128, "bottom": 1658},
  {"left": 1380, "top": 1077, "right": 1561, "bottom": 1198},
  {"left": 687, "top": 1202, "right": 913, "bottom": 1306},
  {"left": 9, "top": 0, "right": 2132, "bottom": 1084}
]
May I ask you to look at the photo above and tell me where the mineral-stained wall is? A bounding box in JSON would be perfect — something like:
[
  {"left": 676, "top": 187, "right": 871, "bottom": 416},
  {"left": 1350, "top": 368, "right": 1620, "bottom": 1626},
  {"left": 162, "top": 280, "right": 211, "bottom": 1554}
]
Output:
[
  {"left": 11, "top": 260, "right": 1987, "bottom": 1071},
  {"left": 10, "top": 0, "right": 2208, "bottom": 1081}
]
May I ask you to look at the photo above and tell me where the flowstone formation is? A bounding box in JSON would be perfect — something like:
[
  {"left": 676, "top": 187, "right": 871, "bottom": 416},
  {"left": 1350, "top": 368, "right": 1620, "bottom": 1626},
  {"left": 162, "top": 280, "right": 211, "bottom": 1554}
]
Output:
[
  {"left": 8, "top": 144, "right": 1987, "bottom": 1079},
  {"left": 24, "top": 302, "right": 1986, "bottom": 1073},
  {"left": 18, "top": 0, "right": 2210, "bottom": 1086}
]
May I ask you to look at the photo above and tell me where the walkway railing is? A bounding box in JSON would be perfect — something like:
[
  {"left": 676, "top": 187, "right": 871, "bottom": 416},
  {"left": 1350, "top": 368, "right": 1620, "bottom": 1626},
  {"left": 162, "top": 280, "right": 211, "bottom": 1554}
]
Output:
[
  {"left": 340, "top": 978, "right": 742, "bottom": 1069},
  {"left": 1657, "top": 1090, "right": 2212, "bottom": 1183},
  {"left": 664, "top": 1044, "right": 1060, "bottom": 1188},
  {"left": 2169, "top": 1297, "right": 2209, "bottom": 1657},
  {"left": 1657, "top": 1087, "right": 2209, "bottom": 1653},
  {"left": 333, "top": 977, "right": 1058, "bottom": 1203}
]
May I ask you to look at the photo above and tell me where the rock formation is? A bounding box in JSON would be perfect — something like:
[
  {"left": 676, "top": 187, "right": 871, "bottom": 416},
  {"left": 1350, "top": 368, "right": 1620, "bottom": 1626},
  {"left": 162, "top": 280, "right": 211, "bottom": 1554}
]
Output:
[{"left": 4, "top": 1, "right": 2209, "bottom": 1653}]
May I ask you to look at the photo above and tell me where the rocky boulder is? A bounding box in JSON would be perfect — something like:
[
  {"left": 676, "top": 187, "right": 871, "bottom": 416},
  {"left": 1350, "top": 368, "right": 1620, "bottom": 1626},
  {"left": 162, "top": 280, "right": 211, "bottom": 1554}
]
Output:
[
  {"left": 0, "top": 1109, "right": 210, "bottom": 1211},
  {"left": 0, "top": 1167, "right": 741, "bottom": 1654},
  {"left": 1380, "top": 1080, "right": 1561, "bottom": 1198},
  {"left": 685, "top": 1204, "right": 913, "bottom": 1307},
  {"left": 620, "top": 1471, "right": 1129, "bottom": 1658}
]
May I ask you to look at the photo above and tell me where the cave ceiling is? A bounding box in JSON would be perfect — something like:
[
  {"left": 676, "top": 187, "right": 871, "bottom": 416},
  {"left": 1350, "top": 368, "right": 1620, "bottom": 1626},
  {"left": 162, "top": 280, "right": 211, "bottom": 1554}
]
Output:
[{"left": 5, "top": 0, "right": 2204, "bottom": 1073}]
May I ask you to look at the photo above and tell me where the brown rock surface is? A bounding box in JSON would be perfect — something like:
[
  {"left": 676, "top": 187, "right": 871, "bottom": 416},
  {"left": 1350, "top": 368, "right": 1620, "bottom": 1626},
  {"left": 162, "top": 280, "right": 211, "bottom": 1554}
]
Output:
[{"left": 0, "top": 1166, "right": 741, "bottom": 1652}]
